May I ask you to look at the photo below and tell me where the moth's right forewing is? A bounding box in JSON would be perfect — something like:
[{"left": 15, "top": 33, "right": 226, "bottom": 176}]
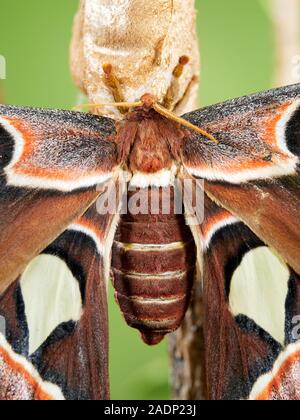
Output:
[{"left": 181, "top": 84, "right": 300, "bottom": 274}]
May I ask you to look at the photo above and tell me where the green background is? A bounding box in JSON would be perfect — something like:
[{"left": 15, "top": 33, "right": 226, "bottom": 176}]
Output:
[{"left": 0, "top": 0, "right": 273, "bottom": 399}]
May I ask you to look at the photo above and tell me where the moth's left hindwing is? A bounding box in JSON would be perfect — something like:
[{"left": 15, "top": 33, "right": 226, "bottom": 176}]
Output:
[
  {"left": 0, "top": 178, "right": 123, "bottom": 400},
  {"left": 0, "top": 333, "right": 65, "bottom": 400},
  {"left": 182, "top": 83, "right": 300, "bottom": 274},
  {"left": 0, "top": 105, "right": 118, "bottom": 293},
  {"left": 0, "top": 105, "right": 121, "bottom": 399}
]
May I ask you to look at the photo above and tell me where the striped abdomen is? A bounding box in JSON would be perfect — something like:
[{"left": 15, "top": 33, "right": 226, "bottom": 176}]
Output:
[{"left": 111, "top": 187, "right": 196, "bottom": 345}]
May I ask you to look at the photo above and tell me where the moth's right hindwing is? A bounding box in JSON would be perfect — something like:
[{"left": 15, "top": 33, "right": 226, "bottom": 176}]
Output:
[{"left": 192, "top": 193, "right": 300, "bottom": 400}]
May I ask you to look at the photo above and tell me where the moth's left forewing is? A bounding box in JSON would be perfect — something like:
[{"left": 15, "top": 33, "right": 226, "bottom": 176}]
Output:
[
  {"left": 0, "top": 105, "right": 119, "bottom": 293},
  {"left": 181, "top": 84, "right": 300, "bottom": 274}
]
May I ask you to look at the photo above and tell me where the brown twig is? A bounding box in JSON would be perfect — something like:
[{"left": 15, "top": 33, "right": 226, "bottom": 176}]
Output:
[{"left": 269, "top": 0, "right": 300, "bottom": 85}]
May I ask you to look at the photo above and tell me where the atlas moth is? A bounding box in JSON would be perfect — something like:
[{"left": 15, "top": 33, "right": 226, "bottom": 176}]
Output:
[{"left": 0, "top": 69, "right": 299, "bottom": 399}]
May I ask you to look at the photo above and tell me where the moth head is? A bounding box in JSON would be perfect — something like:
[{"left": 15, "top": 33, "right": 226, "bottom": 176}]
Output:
[
  {"left": 74, "top": 91, "right": 218, "bottom": 144},
  {"left": 140, "top": 93, "right": 157, "bottom": 110}
]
